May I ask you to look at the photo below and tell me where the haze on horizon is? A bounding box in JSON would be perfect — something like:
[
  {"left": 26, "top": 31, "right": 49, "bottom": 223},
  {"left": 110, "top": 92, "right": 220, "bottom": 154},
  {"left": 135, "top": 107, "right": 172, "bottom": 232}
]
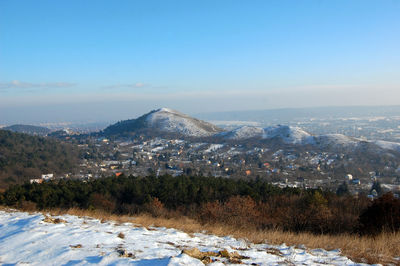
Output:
[{"left": 1, "top": 0, "right": 399, "bottom": 124}]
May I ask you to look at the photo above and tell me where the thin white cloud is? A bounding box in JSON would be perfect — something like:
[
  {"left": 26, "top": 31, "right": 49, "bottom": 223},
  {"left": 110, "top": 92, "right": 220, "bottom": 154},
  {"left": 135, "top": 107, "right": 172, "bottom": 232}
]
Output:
[
  {"left": 0, "top": 80, "right": 76, "bottom": 90},
  {"left": 101, "top": 83, "right": 148, "bottom": 90}
]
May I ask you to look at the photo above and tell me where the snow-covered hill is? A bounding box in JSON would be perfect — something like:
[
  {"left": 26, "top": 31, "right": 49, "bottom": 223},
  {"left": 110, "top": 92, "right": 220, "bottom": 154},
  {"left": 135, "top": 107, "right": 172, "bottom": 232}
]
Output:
[
  {"left": 0, "top": 210, "right": 368, "bottom": 265},
  {"left": 145, "top": 108, "right": 222, "bottom": 137},
  {"left": 263, "top": 125, "right": 315, "bottom": 145},
  {"left": 312, "top": 134, "right": 400, "bottom": 153},
  {"left": 373, "top": 140, "right": 400, "bottom": 153},
  {"left": 103, "top": 108, "right": 400, "bottom": 153},
  {"left": 103, "top": 108, "right": 222, "bottom": 137},
  {"left": 221, "top": 125, "right": 314, "bottom": 144},
  {"left": 314, "top": 134, "right": 361, "bottom": 148},
  {"left": 221, "top": 125, "right": 400, "bottom": 153},
  {"left": 218, "top": 126, "right": 265, "bottom": 140}
]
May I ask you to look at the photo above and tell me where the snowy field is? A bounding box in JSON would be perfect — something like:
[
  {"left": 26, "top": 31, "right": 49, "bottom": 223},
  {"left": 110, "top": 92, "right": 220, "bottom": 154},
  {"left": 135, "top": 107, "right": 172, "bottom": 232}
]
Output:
[{"left": 0, "top": 210, "right": 373, "bottom": 265}]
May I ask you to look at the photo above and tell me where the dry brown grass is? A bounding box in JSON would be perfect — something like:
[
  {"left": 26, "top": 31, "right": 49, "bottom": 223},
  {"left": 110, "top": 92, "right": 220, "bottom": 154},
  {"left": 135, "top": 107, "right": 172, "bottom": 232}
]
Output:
[
  {"left": 61, "top": 208, "right": 400, "bottom": 264},
  {"left": 243, "top": 230, "right": 400, "bottom": 265},
  {"left": 3, "top": 207, "right": 399, "bottom": 265}
]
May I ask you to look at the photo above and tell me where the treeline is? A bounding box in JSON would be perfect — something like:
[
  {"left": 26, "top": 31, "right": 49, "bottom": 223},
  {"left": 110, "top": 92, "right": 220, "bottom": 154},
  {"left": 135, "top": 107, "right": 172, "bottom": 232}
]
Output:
[
  {"left": 1, "top": 174, "right": 399, "bottom": 235},
  {"left": 0, "top": 130, "right": 79, "bottom": 188},
  {"left": 1, "top": 175, "right": 291, "bottom": 209}
]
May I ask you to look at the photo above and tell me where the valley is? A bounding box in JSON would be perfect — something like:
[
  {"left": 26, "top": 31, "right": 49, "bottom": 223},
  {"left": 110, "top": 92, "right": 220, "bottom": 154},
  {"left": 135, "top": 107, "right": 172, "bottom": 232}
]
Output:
[
  {"left": 43, "top": 108, "right": 400, "bottom": 198},
  {"left": 2, "top": 2, "right": 399, "bottom": 264}
]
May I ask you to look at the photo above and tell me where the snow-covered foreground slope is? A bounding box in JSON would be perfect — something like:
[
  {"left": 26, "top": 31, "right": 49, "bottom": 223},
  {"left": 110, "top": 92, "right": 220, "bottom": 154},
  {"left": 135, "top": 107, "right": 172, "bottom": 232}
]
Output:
[{"left": 0, "top": 210, "right": 371, "bottom": 266}]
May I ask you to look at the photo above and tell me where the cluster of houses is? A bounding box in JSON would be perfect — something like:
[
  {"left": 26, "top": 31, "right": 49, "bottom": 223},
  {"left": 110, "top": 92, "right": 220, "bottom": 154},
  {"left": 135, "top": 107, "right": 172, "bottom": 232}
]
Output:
[
  {"left": 71, "top": 137, "right": 398, "bottom": 195},
  {"left": 30, "top": 174, "right": 54, "bottom": 184},
  {"left": 33, "top": 135, "right": 400, "bottom": 197}
]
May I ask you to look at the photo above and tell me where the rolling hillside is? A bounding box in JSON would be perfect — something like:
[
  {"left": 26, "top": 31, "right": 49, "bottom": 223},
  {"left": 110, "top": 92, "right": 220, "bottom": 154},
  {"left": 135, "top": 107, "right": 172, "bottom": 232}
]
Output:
[{"left": 0, "top": 130, "right": 79, "bottom": 188}]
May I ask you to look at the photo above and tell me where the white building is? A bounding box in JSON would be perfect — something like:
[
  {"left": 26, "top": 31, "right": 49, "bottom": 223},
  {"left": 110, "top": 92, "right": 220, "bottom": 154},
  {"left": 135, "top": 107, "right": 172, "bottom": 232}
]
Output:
[{"left": 41, "top": 174, "right": 54, "bottom": 180}]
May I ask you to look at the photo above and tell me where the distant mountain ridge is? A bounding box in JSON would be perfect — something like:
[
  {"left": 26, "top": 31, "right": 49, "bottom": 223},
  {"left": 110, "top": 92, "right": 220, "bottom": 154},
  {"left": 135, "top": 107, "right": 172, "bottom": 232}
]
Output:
[
  {"left": 3, "top": 124, "right": 51, "bottom": 136},
  {"left": 195, "top": 105, "right": 400, "bottom": 123}
]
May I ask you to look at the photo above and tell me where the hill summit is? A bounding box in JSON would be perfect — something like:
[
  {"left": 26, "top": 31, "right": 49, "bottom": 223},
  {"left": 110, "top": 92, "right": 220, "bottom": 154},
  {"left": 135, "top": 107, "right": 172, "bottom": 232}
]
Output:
[{"left": 103, "top": 108, "right": 222, "bottom": 137}]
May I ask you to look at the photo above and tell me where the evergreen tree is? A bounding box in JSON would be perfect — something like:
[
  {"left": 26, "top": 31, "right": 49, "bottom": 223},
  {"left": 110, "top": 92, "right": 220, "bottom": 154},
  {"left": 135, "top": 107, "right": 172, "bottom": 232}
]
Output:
[
  {"left": 336, "top": 181, "right": 349, "bottom": 196},
  {"left": 370, "top": 181, "right": 382, "bottom": 196}
]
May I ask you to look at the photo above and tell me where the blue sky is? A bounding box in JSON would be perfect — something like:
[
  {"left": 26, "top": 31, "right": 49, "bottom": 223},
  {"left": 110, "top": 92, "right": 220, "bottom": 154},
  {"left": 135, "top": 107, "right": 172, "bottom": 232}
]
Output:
[{"left": 1, "top": 0, "right": 399, "bottom": 123}]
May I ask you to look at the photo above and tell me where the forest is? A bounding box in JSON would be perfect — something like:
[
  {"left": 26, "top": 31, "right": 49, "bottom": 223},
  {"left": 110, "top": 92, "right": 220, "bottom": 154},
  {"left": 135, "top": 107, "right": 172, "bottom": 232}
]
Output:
[
  {"left": 1, "top": 174, "right": 399, "bottom": 236},
  {"left": 0, "top": 130, "right": 79, "bottom": 189}
]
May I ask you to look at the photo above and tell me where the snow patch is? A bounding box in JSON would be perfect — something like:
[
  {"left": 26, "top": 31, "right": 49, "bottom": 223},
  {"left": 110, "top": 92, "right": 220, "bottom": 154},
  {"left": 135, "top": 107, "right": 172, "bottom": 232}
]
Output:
[{"left": 204, "top": 144, "right": 224, "bottom": 153}]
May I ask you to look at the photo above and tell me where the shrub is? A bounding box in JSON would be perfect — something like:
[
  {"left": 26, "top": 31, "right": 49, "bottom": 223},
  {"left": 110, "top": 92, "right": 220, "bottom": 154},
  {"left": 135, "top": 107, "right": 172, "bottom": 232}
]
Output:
[
  {"left": 358, "top": 193, "right": 400, "bottom": 235},
  {"left": 88, "top": 193, "right": 116, "bottom": 212},
  {"left": 144, "top": 197, "right": 166, "bottom": 217},
  {"left": 198, "top": 196, "right": 260, "bottom": 228}
]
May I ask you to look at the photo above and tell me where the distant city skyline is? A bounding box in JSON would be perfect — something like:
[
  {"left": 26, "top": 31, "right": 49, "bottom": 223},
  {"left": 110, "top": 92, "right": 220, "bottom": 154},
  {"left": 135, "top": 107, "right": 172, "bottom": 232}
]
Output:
[{"left": 1, "top": 0, "right": 399, "bottom": 123}]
